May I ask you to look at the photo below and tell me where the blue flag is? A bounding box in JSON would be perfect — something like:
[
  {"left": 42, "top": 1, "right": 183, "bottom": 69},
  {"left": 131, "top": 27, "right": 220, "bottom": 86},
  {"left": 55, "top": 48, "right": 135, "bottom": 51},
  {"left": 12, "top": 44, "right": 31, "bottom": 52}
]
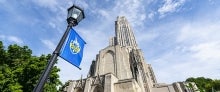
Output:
[{"left": 60, "top": 28, "right": 86, "bottom": 69}]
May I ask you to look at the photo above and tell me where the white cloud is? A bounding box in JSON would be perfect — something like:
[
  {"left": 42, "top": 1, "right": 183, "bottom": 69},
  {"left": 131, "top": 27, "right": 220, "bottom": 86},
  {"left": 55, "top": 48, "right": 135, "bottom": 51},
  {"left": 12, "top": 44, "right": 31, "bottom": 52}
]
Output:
[
  {"left": 177, "top": 21, "right": 220, "bottom": 44},
  {"left": 74, "top": 0, "right": 89, "bottom": 10},
  {"left": 148, "top": 12, "right": 156, "bottom": 20},
  {"left": 151, "top": 40, "right": 220, "bottom": 83},
  {"left": 90, "top": 0, "right": 147, "bottom": 29},
  {"left": 97, "top": 9, "right": 110, "bottom": 18},
  {"left": 153, "top": 56, "right": 220, "bottom": 83},
  {"left": 190, "top": 41, "right": 220, "bottom": 61},
  {"left": 41, "top": 39, "right": 56, "bottom": 51},
  {"left": 31, "top": 0, "right": 59, "bottom": 12},
  {"left": 149, "top": 7, "right": 220, "bottom": 83},
  {"left": 8, "top": 36, "right": 24, "bottom": 44},
  {"left": 36, "top": 0, "right": 89, "bottom": 34},
  {"left": 158, "top": 0, "right": 186, "bottom": 17},
  {"left": 0, "top": 35, "right": 23, "bottom": 44},
  {"left": 136, "top": 31, "right": 158, "bottom": 43},
  {"left": 113, "top": 0, "right": 146, "bottom": 27},
  {"left": 49, "top": 22, "right": 56, "bottom": 29}
]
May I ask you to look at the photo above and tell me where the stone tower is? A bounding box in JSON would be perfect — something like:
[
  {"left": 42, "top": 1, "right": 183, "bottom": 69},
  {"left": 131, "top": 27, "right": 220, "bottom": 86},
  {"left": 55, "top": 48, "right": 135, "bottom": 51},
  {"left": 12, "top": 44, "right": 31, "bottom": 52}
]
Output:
[{"left": 63, "top": 16, "right": 199, "bottom": 92}]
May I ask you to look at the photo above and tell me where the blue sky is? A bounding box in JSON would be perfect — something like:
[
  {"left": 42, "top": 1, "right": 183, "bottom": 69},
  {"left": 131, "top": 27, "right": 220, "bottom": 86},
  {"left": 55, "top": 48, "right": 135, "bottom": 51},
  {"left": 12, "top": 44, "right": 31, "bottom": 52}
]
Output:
[{"left": 0, "top": 0, "right": 220, "bottom": 84}]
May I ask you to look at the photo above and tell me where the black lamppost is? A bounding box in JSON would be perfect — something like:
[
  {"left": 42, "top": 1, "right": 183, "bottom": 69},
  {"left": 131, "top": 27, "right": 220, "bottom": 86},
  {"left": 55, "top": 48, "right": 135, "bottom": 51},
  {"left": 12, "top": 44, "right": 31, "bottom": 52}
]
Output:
[{"left": 33, "top": 4, "right": 85, "bottom": 92}]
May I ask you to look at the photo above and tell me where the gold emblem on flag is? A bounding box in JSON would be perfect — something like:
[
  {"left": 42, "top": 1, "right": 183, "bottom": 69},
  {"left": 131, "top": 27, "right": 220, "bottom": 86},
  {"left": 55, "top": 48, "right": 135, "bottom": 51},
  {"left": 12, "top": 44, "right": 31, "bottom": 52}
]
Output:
[{"left": 70, "top": 38, "right": 80, "bottom": 54}]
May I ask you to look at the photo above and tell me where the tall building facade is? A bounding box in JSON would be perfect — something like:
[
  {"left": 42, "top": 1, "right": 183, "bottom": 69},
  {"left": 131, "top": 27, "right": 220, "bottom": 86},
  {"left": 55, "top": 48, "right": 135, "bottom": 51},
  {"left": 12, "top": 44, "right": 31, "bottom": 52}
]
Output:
[{"left": 63, "top": 16, "right": 199, "bottom": 92}]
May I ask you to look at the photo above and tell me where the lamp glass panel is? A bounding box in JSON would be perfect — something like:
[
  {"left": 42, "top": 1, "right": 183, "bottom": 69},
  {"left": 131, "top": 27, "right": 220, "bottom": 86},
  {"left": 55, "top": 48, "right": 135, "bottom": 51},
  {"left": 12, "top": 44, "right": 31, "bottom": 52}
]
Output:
[
  {"left": 77, "top": 13, "right": 83, "bottom": 22},
  {"left": 71, "top": 8, "right": 81, "bottom": 19},
  {"left": 67, "top": 8, "right": 73, "bottom": 18}
]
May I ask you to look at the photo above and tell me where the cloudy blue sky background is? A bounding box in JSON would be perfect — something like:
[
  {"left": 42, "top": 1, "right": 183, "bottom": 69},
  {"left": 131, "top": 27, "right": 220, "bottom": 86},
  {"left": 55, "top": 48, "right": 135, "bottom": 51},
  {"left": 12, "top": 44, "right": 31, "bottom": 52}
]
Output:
[{"left": 0, "top": 0, "right": 220, "bottom": 84}]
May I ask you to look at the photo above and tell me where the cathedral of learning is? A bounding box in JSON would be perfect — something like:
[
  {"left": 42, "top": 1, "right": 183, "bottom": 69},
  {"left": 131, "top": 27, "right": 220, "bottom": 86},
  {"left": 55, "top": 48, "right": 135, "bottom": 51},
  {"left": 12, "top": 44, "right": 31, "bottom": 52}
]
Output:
[{"left": 63, "top": 16, "right": 199, "bottom": 92}]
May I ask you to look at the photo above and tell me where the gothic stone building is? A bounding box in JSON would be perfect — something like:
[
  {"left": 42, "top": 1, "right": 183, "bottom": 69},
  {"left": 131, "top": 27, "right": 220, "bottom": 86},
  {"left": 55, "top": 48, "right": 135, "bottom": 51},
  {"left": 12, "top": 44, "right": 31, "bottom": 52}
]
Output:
[{"left": 63, "top": 16, "right": 199, "bottom": 92}]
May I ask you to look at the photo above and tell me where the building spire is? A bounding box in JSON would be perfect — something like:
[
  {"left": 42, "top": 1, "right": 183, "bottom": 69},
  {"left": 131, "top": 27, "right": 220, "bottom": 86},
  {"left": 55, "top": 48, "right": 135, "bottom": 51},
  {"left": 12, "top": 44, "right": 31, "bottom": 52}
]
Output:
[{"left": 114, "top": 16, "right": 137, "bottom": 47}]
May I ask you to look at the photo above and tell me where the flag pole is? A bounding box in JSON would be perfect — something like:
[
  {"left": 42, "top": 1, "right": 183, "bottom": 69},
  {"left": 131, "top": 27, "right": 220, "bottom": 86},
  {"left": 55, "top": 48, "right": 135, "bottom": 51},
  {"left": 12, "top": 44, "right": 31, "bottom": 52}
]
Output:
[{"left": 33, "top": 22, "right": 74, "bottom": 92}]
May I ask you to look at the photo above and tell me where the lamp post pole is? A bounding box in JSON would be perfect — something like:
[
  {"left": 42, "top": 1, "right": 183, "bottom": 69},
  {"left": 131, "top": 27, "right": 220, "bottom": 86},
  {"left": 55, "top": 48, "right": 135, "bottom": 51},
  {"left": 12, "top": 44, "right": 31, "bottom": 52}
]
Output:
[
  {"left": 33, "top": 22, "right": 74, "bottom": 92},
  {"left": 33, "top": 4, "right": 84, "bottom": 92}
]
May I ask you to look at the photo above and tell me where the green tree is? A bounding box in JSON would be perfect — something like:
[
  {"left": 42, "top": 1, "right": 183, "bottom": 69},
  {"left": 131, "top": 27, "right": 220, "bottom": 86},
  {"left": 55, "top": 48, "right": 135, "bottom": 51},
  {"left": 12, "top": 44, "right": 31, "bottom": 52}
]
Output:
[
  {"left": 186, "top": 77, "right": 220, "bottom": 92},
  {"left": 212, "top": 80, "right": 220, "bottom": 91},
  {"left": 0, "top": 41, "right": 61, "bottom": 92}
]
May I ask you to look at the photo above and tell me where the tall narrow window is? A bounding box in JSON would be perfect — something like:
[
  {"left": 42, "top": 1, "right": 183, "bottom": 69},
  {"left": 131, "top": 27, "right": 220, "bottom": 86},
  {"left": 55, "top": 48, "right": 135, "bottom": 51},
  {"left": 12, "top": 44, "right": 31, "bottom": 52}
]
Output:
[{"left": 103, "top": 51, "right": 114, "bottom": 74}]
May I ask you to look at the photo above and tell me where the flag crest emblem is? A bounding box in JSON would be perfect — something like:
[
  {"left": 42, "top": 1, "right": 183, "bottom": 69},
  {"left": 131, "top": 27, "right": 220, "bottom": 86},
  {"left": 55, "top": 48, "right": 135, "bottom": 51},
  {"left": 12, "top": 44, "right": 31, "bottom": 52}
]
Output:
[{"left": 70, "top": 38, "right": 80, "bottom": 54}]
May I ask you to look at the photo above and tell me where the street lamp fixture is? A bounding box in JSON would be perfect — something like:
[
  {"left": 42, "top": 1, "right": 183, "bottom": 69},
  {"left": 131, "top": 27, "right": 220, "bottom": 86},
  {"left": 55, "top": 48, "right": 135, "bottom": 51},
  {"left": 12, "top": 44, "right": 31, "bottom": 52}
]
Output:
[
  {"left": 67, "top": 4, "right": 85, "bottom": 26},
  {"left": 33, "top": 4, "right": 85, "bottom": 92}
]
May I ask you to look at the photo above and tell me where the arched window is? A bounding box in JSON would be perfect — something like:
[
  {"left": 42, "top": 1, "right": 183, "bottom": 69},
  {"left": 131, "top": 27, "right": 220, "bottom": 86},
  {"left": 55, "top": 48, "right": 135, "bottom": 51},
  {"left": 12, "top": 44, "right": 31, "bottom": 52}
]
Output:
[
  {"left": 99, "top": 50, "right": 116, "bottom": 75},
  {"left": 73, "top": 87, "right": 83, "bottom": 92},
  {"left": 93, "top": 85, "right": 104, "bottom": 92},
  {"left": 103, "top": 51, "right": 115, "bottom": 74}
]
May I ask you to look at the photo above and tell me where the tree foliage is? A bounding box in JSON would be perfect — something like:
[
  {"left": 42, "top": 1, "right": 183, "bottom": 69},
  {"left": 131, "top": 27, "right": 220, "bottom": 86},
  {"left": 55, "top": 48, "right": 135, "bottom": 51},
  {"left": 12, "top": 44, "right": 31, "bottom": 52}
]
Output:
[
  {"left": 186, "top": 77, "right": 220, "bottom": 92},
  {"left": 0, "top": 41, "right": 61, "bottom": 92}
]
